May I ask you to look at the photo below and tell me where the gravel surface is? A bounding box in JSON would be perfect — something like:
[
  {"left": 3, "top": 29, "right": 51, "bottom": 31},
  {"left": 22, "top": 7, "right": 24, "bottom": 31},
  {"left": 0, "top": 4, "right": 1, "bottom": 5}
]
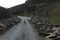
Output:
[{"left": 0, "top": 16, "right": 39, "bottom": 40}]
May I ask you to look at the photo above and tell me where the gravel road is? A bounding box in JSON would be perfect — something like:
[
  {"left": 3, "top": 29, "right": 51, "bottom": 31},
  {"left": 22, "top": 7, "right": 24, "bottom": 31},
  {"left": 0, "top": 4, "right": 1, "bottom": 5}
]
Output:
[{"left": 0, "top": 16, "right": 39, "bottom": 40}]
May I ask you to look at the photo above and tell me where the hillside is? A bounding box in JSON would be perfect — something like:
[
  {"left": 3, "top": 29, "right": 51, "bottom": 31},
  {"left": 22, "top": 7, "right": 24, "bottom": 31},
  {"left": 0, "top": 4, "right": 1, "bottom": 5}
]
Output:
[
  {"left": 45, "top": 4, "right": 60, "bottom": 24},
  {"left": 8, "top": 0, "right": 60, "bottom": 15},
  {"left": 8, "top": 0, "right": 60, "bottom": 23},
  {"left": 0, "top": 7, "right": 11, "bottom": 19}
]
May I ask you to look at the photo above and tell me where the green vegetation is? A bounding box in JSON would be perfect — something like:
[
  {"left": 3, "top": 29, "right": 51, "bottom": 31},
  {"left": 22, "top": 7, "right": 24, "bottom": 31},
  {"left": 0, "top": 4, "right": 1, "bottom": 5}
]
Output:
[
  {"left": 45, "top": 16, "right": 60, "bottom": 24},
  {"left": 45, "top": 6, "right": 60, "bottom": 24}
]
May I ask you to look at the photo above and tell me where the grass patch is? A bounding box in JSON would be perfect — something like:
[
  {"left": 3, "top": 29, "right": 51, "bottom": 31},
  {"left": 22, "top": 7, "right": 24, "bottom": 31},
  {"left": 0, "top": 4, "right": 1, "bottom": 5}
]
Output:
[
  {"left": 44, "top": 5, "right": 60, "bottom": 24},
  {"left": 44, "top": 16, "right": 60, "bottom": 24}
]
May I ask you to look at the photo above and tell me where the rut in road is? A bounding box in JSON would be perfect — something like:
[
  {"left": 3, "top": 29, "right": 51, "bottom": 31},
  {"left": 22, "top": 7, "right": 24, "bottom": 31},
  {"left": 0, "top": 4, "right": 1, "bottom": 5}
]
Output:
[
  {"left": 0, "top": 17, "right": 38, "bottom": 40},
  {"left": 23, "top": 20, "right": 38, "bottom": 40}
]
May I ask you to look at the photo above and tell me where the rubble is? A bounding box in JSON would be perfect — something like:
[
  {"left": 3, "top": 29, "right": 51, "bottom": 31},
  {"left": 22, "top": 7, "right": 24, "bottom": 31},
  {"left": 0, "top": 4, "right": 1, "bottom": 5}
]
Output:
[
  {"left": 0, "top": 17, "right": 21, "bottom": 34},
  {"left": 31, "top": 16, "right": 60, "bottom": 40},
  {"left": 46, "top": 26, "right": 60, "bottom": 40}
]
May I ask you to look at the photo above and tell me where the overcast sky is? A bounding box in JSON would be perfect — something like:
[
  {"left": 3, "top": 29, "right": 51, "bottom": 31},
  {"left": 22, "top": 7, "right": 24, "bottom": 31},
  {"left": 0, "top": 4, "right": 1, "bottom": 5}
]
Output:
[{"left": 0, "top": 0, "right": 26, "bottom": 8}]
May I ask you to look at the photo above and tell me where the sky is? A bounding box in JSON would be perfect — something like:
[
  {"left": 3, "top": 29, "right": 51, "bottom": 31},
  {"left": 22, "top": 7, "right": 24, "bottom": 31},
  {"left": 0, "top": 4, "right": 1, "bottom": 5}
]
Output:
[{"left": 0, "top": 0, "right": 26, "bottom": 8}]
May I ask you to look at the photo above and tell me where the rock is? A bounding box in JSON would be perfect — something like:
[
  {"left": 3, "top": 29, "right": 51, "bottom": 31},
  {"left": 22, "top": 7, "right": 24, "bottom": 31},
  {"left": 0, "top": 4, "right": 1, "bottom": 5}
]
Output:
[
  {"left": 45, "top": 27, "right": 60, "bottom": 40},
  {"left": 0, "top": 23, "right": 6, "bottom": 30},
  {"left": 0, "top": 16, "right": 21, "bottom": 34}
]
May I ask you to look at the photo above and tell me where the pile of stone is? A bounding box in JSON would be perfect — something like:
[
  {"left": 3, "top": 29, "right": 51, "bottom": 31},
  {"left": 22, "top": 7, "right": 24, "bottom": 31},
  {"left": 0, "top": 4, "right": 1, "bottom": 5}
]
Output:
[
  {"left": 31, "top": 17, "right": 60, "bottom": 40},
  {"left": 31, "top": 17, "right": 58, "bottom": 35},
  {"left": 0, "top": 17, "right": 21, "bottom": 34},
  {"left": 45, "top": 25, "right": 60, "bottom": 40}
]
